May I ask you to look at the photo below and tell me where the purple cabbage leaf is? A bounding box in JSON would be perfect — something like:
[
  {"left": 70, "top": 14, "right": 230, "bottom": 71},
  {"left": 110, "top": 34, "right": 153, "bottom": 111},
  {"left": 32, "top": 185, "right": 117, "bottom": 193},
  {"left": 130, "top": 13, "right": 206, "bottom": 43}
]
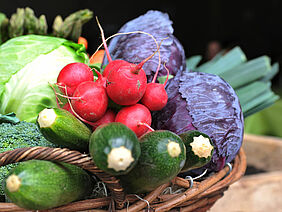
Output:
[
  {"left": 153, "top": 71, "right": 244, "bottom": 171},
  {"left": 103, "top": 10, "right": 186, "bottom": 82}
]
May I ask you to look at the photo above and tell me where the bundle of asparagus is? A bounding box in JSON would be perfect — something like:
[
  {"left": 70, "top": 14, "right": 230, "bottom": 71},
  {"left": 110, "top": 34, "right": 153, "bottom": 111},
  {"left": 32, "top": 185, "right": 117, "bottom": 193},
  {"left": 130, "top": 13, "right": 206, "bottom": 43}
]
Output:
[
  {"left": 186, "top": 47, "right": 279, "bottom": 117},
  {"left": 0, "top": 7, "right": 93, "bottom": 44}
]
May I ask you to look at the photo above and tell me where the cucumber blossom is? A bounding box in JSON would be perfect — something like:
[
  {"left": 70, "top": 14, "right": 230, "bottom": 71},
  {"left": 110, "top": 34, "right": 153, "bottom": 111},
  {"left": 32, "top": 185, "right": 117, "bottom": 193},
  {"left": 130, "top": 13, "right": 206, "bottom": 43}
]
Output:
[
  {"left": 4, "top": 160, "right": 95, "bottom": 210},
  {"left": 119, "top": 130, "right": 186, "bottom": 194},
  {"left": 37, "top": 108, "right": 92, "bottom": 152},
  {"left": 179, "top": 130, "right": 214, "bottom": 172},
  {"left": 89, "top": 123, "right": 141, "bottom": 176}
]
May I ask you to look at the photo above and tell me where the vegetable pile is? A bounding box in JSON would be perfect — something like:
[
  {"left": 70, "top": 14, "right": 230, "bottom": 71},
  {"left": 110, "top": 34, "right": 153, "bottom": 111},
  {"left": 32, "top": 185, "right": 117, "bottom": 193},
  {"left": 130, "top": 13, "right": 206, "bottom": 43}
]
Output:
[
  {"left": 49, "top": 19, "right": 171, "bottom": 138},
  {"left": 0, "top": 9, "right": 279, "bottom": 211}
]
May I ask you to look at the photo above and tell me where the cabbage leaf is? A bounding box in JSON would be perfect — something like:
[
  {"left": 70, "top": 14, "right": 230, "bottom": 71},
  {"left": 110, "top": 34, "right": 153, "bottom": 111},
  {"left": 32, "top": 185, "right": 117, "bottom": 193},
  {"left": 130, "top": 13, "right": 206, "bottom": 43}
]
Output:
[{"left": 0, "top": 35, "right": 88, "bottom": 122}]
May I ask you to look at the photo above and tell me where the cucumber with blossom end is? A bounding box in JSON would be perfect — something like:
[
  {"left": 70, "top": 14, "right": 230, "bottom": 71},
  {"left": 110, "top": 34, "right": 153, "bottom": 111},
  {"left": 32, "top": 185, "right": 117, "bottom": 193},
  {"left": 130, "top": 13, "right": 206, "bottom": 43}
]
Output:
[
  {"left": 37, "top": 108, "right": 91, "bottom": 152},
  {"left": 89, "top": 122, "right": 141, "bottom": 176},
  {"left": 4, "top": 160, "right": 95, "bottom": 210},
  {"left": 179, "top": 130, "right": 214, "bottom": 172},
  {"left": 118, "top": 130, "right": 186, "bottom": 194}
]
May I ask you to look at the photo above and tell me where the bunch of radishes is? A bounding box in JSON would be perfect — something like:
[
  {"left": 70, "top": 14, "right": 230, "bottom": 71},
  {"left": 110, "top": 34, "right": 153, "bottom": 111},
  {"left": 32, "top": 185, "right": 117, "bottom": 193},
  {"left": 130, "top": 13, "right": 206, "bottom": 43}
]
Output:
[{"left": 55, "top": 22, "right": 169, "bottom": 137}]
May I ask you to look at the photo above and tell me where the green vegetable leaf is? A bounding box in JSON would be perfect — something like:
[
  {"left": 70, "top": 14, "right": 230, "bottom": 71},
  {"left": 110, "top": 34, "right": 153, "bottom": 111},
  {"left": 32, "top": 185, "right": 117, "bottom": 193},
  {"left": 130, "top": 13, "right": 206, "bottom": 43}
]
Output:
[
  {"left": 0, "top": 112, "right": 19, "bottom": 124},
  {"left": 157, "top": 75, "right": 174, "bottom": 84}
]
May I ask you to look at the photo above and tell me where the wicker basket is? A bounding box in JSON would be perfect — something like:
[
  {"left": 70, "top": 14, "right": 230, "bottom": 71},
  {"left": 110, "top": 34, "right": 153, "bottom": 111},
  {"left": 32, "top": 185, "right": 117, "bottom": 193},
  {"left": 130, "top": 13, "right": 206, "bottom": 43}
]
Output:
[{"left": 0, "top": 146, "right": 246, "bottom": 212}]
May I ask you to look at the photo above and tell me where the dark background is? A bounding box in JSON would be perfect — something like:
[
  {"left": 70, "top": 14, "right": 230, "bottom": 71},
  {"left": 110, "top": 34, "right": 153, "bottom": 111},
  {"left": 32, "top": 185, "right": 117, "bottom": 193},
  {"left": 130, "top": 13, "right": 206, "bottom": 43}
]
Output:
[{"left": 1, "top": 0, "right": 282, "bottom": 87}]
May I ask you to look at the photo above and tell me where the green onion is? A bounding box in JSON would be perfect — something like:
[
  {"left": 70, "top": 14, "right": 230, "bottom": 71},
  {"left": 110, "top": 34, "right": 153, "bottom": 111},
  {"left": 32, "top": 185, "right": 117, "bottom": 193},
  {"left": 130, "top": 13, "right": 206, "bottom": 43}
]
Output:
[
  {"left": 194, "top": 51, "right": 224, "bottom": 72},
  {"left": 244, "top": 94, "right": 279, "bottom": 117},
  {"left": 219, "top": 56, "right": 271, "bottom": 89},
  {"left": 261, "top": 62, "right": 279, "bottom": 82},
  {"left": 186, "top": 55, "right": 202, "bottom": 70},
  {"left": 196, "top": 47, "right": 246, "bottom": 74},
  {"left": 236, "top": 81, "right": 279, "bottom": 117}
]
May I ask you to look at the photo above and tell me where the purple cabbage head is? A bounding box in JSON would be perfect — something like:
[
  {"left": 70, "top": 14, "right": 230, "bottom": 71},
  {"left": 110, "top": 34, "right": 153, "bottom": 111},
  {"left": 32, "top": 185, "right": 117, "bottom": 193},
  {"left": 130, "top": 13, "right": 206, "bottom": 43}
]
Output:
[
  {"left": 103, "top": 10, "right": 186, "bottom": 82},
  {"left": 152, "top": 71, "right": 244, "bottom": 171}
]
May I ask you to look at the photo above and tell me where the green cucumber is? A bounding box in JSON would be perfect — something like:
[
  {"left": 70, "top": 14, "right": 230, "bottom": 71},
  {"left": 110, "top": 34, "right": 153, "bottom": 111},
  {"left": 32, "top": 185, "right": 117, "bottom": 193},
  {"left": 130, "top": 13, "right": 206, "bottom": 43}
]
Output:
[
  {"left": 4, "top": 160, "right": 95, "bottom": 210},
  {"left": 179, "top": 130, "right": 214, "bottom": 172},
  {"left": 119, "top": 130, "right": 186, "bottom": 194},
  {"left": 89, "top": 122, "right": 141, "bottom": 176},
  {"left": 37, "top": 108, "right": 91, "bottom": 152}
]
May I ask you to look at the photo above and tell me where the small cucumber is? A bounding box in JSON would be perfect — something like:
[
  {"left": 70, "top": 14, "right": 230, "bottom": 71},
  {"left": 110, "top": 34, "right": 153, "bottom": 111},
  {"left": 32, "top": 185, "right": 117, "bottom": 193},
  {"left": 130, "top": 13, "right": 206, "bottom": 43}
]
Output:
[
  {"left": 179, "top": 130, "right": 214, "bottom": 172},
  {"left": 37, "top": 108, "right": 91, "bottom": 152},
  {"left": 89, "top": 122, "right": 141, "bottom": 176},
  {"left": 119, "top": 130, "right": 186, "bottom": 194},
  {"left": 4, "top": 160, "right": 95, "bottom": 210}
]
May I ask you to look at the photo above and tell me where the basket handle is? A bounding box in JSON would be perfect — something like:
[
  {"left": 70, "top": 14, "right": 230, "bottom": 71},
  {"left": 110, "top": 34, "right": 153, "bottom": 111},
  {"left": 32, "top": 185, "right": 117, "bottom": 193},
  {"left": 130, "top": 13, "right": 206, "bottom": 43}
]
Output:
[{"left": 0, "top": 146, "right": 126, "bottom": 208}]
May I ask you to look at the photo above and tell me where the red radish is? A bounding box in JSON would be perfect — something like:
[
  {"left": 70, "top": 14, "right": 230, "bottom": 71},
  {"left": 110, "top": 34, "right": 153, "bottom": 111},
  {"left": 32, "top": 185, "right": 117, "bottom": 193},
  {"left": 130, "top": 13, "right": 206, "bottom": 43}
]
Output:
[
  {"left": 57, "top": 62, "right": 94, "bottom": 96},
  {"left": 115, "top": 104, "right": 152, "bottom": 137},
  {"left": 96, "top": 18, "right": 162, "bottom": 105},
  {"left": 92, "top": 109, "right": 116, "bottom": 131},
  {"left": 71, "top": 81, "right": 108, "bottom": 122},
  {"left": 102, "top": 59, "right": 127, "bottom": 78},
  {"left": 141, "top": 63, "right": 170, "bottom": 111},
  {"left": 140, "top": 83, "right": 168, "bottom": 111},
  {"left": 106, "top": 62, "right": 147, "bottom": 105}
]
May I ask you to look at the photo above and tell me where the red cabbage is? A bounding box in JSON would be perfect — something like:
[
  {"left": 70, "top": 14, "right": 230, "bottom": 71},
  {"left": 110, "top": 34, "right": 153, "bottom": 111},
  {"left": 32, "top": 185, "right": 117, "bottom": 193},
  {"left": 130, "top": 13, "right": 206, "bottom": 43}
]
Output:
[{"left": 153, "top": 71, "right": 244, "bottom": 171}]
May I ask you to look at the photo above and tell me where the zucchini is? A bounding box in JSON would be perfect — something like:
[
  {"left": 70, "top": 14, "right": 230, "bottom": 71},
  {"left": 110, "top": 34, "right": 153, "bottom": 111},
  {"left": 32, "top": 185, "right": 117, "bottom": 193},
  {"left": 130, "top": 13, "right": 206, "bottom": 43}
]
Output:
[
  {"left": 37, "top": 108, "right": 92, "bottom": 152},
  {"left": 119, "top": 130, "right": 186, "bottom": 194},
  {"left": 179, "top": 130, "right": 214, "bottom": 172},
  {"left": 89, "top": 122, "right": 141, "bottom": 176},
  {"left": 4, "top": 160, "right": 95, "bottom": 210}
]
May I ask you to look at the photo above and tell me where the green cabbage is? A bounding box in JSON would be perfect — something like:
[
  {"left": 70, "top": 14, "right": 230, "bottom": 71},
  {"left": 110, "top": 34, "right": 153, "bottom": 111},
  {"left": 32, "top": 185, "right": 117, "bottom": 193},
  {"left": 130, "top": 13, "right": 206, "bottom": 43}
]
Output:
[{"left": 0, "top": 35, "right": 88, "bottom": 122}]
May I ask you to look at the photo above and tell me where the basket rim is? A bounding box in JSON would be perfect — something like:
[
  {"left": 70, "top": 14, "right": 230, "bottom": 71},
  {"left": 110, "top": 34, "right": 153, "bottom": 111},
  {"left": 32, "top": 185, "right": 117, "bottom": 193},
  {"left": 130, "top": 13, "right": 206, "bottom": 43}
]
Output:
[{"left": 0, "top": 147, "right": 246, "bottom": 212}]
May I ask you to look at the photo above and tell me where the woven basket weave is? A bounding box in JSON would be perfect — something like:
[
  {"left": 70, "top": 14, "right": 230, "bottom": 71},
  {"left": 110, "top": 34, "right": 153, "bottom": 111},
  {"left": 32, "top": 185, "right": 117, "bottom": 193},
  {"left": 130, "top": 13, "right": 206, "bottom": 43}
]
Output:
[{"left": 0, "top": 146, "right": 246, "bottom": 212}]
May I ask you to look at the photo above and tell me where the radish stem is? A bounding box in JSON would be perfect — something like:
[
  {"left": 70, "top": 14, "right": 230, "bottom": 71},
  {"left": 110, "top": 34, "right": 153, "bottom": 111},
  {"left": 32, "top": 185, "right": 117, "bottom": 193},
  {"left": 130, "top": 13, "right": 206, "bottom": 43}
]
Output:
[
  {"left": 54, "top": 93, "right": 82, "bottom": 101},
  {"left": 96, "top": 17, "right": 112, "bottom": 63},
  {"left": 48, "top": 82, "right": 62, "bottom": 108},
  {"left": 91, "top": 67, "right": 103, "bottom": 79},
  {"left": 163, "top": 62, "right": 170, "bottom": 86},
  {"left": 130, "top": 37, "right": 168, "bottom": 74},
  {"left": 90, "top": 30, "right": 161, "bottom": 69},
  {"left": 151, "top": 37, "right": 169, "bottom": 83}
]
